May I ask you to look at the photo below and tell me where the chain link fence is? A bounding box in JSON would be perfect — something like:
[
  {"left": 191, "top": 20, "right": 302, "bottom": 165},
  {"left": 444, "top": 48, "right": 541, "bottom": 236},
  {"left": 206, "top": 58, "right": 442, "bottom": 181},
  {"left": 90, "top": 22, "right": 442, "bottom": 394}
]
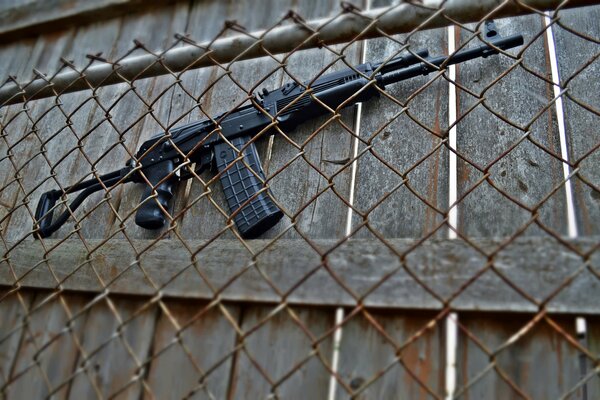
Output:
[{"left": 0, "top": 0, "right": 599, "bottom": 398}]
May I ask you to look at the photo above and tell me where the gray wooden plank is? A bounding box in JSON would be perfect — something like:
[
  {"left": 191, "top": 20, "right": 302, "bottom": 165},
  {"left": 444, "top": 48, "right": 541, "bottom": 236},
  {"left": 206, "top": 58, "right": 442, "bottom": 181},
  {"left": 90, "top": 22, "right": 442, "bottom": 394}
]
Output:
[
  {"left": 56, "top": 12, "right": 187, "bottom": 398},
  {"left": 62, "top": 3, "right": 190, "bottom": 239},
  {"left": 0, "top": 290, "right": 33, "bottom": 394},
  {"left": 0, "top": 34, "right": 58, "bottom": 228},
  {"left": 336, "top": 311, "right": 445, "bottom": 398},
  {"left": 1, "top": 236, "right": 598, "bottom": 313},
  {"left": 113, "top": 0, "right": 229, "bottom": 241},
  {"left": 585, "top": 318, "right": 600, "bottom": 399},
  {"left": 67, "top": 296, "right": 157, "bottom": 399},
  {"left": 0, "top": 0, "right": 36, "bottom": 12},
  {"left": 171, "top": 0, "right": 364, "bottom": 240},
  {"left": 4, "top": 292, "right": 89, "bottom": 399},
  {"left": 0, "top": 37, "right": 38, "bottom": 89},
  {"left": 145, "top": 300, "right": 240, "bottom": 399},
  {"left": 229, "top": 305, "right": 334, "bottom": 399},
  {"left": 456, "top": 15, "right": 567, "bottom": 237},
  {"left": 0, "top": 30, "right": 75, "bottom": 244},
  {"left": 0, "top": 31, "right": 74, "bottom": 254},
  {"left": 172, "top": 0, "right": 299, "bottom": 240},
  {"left": 0, "top": 0, "right": 178, "bottom": 42},
  {"left": 353, "top": 0, "right": 449, "bottom": 239},
  {"left": 4, "top": 19, "right": 122, "bottom": 240},
  {"left": 257, "top": 0, "right": 363, "bottom": 239},
  {"left": 0, "top": 37, "right": 42, "bottom": 236},
  {"left": 455, "top": 314, "right": 580, "bottom": 399},
  {"left": 553, "top": 5, "right": 600, "bottom": 236},
  {"left": 165, "top": 1, "right": 251, "bottom": 240}
]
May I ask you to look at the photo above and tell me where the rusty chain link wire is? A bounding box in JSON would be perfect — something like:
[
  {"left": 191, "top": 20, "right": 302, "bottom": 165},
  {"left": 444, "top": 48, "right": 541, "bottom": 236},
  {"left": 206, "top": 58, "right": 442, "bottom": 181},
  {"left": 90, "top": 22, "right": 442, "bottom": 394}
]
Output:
[{"left": 0, "top": 0, "right": 599, "bottom": 398}]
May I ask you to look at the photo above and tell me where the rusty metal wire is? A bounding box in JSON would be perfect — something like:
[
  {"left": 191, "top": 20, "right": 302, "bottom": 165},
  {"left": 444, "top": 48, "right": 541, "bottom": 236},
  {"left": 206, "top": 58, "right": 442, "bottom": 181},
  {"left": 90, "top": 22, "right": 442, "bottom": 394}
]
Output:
[{"left": 0, "top": 0, "right": 599, "bottom": 399}]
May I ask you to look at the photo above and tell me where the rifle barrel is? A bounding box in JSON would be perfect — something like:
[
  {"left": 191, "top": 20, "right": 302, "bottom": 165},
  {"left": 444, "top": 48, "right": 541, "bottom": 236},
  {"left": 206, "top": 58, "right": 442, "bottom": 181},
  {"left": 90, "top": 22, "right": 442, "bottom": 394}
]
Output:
[
  {"left": 372, "top": 49, "right": 429, "bottom": 74},
  {"left": 379, "top": 34, "right": 524, "bottom": 86}
]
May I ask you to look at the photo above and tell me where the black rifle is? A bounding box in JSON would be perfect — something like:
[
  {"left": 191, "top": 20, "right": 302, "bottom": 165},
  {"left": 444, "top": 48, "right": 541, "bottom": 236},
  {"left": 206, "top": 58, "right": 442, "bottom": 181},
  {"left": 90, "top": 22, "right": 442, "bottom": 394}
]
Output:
[{"left": 34, "top": 22, "right": 523, "bottom": 239}]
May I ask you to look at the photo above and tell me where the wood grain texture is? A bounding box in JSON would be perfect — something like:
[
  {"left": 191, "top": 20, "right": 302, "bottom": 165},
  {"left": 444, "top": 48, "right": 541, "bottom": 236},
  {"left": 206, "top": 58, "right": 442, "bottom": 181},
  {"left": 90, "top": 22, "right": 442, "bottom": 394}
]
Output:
[
  {"left": 66, "top": 3, "right": 190, "bottom": 239},
  {"left": 259, "top": 0, "right": 363, "bottom": 239},
  {"left": 0, "top": 4, "right": 597, "bottom": 399},
  {"left": 228, "top": 305, "right": 334, "bottom": 399},
  {"left": 553, "top": 5, "right": 600, "bottom": 236},
  {"left": 0, "top": 37, "right": 37, "bottom": 92},
  {"left": 0, "top": 290, "right": 33, "bottom": 394},
  {"left": 2, "top": 236, "right": 598, "bottom": 313},
  {"left": 352, "top": 0, "right": 449, "bottom": 240},
  {"left": 166, "top": 0, "right": 365, "bottom": 240},
  {"left": 0, "top": 31, "right": 74, "bottom": 231},
  {"left": 115, "top": 0, "right": 230, "bottom": 240},
  {"left": 67, "top": 297, "right": 157, "bottom": 399},
  {"left": 455, "top": 315, "right": 580, "bottom": 399},
  {"left": 146, "top": 300, "right": 240, "bottom": 399},
  {"left": 585, "top": 318, "right": 600, "bottom": 398},
  {"left": 5, "top": 292, "right": 89, "bottom": 399},
  {"left": 173, "top": 0, "right": 300, "bottom": 240},
  {"left": 456, "top": 15, "right": 567, "bottom": 237},
  {"left": 0, "top": 0, "right": 183, "bottom": 42},
  {"left": 4, "top": 19, "right": 122, "bottom": 240},
  {"left": 159, "top": 0, "right": 229, "bottom": 227},
  {"left": 1, "top": 33, "right": 76, "bottom": 253},
  {"left": 104, "top": 3, "right": 194, "bottom": 241},
  {"left": 0, "top": 37, "right": 41, "bottom": 236},
  {"left": 59, "top": 18, "right": 192, "bottom": 398},
  {"left": 336, "top": 311, "right": 445, "bottom": 398}
]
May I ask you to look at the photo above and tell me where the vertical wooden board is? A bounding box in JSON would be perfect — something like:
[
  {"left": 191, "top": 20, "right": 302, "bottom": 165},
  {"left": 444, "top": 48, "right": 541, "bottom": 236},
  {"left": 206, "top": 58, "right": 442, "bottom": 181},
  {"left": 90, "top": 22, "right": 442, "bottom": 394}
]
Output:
[
  {"left": 145, "top": 300, "right": 240, "bottom": 399},
  {"left": 60, "top": 4, "right": 190, "bottom": 239},
  {"left": 0, "top": 39, "right": 38, "bottom": 235},
  {"left": 173, "top": 0, "right": 297, "bottom": 241},
  {"left": 455, "top": 16, "right": 567, "bottom": 237},
  {"left": 229, "top": 305, "right": 334, "bottom": 399},
  {"left": 46, "top": 17, "right": 130, "bottom": 240},
  {"left": 50, "top": 15, "right": 192, "bottom": 397},
  {"left": 114, "top": 4, "right": 191, "bottom": 241},
  {"left": 585, "top": 318, "right": 600, "bottom": 399},
  {"left": 93, "top": 1, "right": 225, "bottom": 296},
  {"left": 335, "top": 311, "right": 445, "bottom": 399},
  {"left": 161, "top": 2, "right": 231, "bottom": 238},
  {"left": 257, "top": 0, "right": 363, "bottom": 240},
  {"left": 0, "top": 30, "right": 74, "bottom": 239},
  {"left": 455, "top": 314, "right": 580, "bottom": 399},
  {"left": 0, "top": 36, "right": 38, "bottom": 88},
  {"left": 553, "top": 5, "right": 600, "bottom": 236},
  {"left": 0, "top": 35, "right": 53, "bottom": 236},
  {"left": 4, "top": 19, "right": 122, "bottom": 240},
  {"left": 67, "top": 297, "right": 157, "bottom": 399},
  {"left": 114, "top": 0, "right": 229, "bottom": 241},
  {"left": 0, "top": 290, "right": 33, "bottom": 393},
  {"left": 353, "top": 0, "right": 449, "bottom": 239},
  {"left": 0, "top": 38, "right": 34, "bottom": 174},
  {"left": 175, "top": 0, "right": 365, "bottom": 241},
  {"left": 5, "top": 292, "right": 89, "bottom": 399}
]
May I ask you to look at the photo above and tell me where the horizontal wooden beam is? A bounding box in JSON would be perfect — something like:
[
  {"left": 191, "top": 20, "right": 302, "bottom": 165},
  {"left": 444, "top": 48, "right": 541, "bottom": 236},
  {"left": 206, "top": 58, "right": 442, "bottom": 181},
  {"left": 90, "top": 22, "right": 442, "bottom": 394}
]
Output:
[
  {"left": 0, "top": 0, "right": 180, "bottom": 43},
  {"left": 1, "top": 237, "right": 598, "bottom": 314}
]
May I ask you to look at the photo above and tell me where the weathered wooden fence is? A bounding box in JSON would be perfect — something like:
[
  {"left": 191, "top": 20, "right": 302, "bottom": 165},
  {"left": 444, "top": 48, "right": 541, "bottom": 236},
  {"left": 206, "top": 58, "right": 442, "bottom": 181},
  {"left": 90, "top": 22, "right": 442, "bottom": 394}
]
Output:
[{"left": 0, "top": 0, "right": 599, "bottom": 398}]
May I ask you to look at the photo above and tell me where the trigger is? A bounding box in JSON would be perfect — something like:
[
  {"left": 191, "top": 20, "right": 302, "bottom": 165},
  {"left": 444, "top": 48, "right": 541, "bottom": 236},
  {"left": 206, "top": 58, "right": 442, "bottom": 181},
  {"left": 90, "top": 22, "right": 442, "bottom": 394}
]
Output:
[{"left": 178, "top": 152, "right": 212, "bottom": 180}]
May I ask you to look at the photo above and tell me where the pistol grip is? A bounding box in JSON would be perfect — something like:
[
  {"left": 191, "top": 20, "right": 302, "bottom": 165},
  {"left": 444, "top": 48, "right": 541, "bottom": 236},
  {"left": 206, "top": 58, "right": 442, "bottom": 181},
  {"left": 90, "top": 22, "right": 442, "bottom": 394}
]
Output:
[
  {"left": 134, "top": 160, "right": 176, "bottom": 229},
  {"left": 215, "top": 136, "right": 283, "bottom": 238}
]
